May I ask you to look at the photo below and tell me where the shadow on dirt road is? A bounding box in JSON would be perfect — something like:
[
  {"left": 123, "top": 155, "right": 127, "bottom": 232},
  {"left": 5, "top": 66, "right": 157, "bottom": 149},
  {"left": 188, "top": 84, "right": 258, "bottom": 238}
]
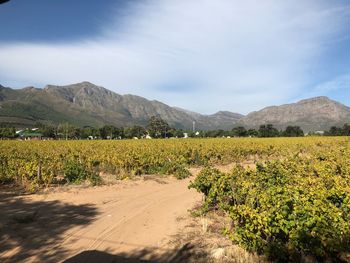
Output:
[
  {"left": 0, "top": 190, "right": 99, "bottom": 262},
  {"left": 63, "top": 243, "right": 208, "bottom": 263}
]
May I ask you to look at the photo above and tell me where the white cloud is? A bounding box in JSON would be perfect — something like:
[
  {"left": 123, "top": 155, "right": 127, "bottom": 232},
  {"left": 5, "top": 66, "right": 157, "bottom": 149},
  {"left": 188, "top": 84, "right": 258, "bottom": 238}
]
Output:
[
  {"left": 312, "top": 74, "right": 350, "bottom": 93},
  {"left": 0, "top": 0, "right": 349, "bottom": 114},
  {"left": 297, "top": 73, "right": 350, "bottom": 101}
]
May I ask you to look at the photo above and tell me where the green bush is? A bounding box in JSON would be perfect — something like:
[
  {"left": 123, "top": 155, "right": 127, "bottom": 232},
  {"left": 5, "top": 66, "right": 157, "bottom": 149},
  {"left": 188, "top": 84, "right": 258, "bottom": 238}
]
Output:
[
  {"left": 190, "top": 157, "right": 350, "bottom": 261},
  {"left": 63, "top": 159, "right": 102, "bottom": 185},
  {"left": 63, "top": 160, "right": 87, "bottom": 183},
  {"left": 168, "top": 164, "right": 191, "bottom": 179},
  {"left": 189, "top": 167, "right": 226, "bottom": 210},
  {"left": 88, "top": 172, "right": 102, "bottom": 186},
  {"left": 0, "top": 155, "right": 13, "bottom": 184}
]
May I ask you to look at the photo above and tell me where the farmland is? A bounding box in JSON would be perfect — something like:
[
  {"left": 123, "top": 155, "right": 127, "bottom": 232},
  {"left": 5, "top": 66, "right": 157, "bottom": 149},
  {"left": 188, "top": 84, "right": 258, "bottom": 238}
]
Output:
[
  {"left": 1, "top": 137, "right": 350, "bottom": 261},
  {"left": 1, "top": 137, "right": 348, "bottom": 190}
]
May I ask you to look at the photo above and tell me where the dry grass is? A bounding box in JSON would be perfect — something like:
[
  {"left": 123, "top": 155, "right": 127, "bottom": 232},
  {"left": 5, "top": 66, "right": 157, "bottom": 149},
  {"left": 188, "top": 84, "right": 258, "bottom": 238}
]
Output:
[{"left": 169, "top": 205, "right": 269, "bottom": 263}]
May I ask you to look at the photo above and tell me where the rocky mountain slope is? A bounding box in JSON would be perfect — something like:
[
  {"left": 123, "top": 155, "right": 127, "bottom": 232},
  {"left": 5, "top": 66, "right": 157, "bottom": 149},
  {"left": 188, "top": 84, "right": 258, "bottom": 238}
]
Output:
[
  {"left": 0, "top": 82, "right": 243, "bottom": 130},
  {"left": 1, "top": 82, "right": 349, "bottom": 131},
  {"left": 237, "top": 96, "right": 350, "bottom": 131}
]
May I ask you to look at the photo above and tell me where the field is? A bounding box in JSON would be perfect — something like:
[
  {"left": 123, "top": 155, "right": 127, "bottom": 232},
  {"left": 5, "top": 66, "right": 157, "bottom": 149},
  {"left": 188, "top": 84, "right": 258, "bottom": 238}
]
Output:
[
  {"left": 1, "top": 137, "right": 350, "bottom": 262},
  {"left": 1, "top": 137, "right": 348, "bottom": 189}
]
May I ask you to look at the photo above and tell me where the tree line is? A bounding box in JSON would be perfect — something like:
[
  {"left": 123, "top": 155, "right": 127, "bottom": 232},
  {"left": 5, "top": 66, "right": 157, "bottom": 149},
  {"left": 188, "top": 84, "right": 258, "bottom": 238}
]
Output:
[
  {"left": 324, "top": 124, "right": 350, "bottom": 136},
  {"left": 0, "top": 117, "right": 309, "bottom": 139},
  {"left": 2, "top": 116, "right": 349, "bottom": 139}
]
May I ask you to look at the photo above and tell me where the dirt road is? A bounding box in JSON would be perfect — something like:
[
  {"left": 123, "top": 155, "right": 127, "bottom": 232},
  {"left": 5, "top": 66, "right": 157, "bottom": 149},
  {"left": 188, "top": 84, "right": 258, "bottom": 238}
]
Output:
[{"left": 0, "top": 176, "right": 202, "bottom": 263}]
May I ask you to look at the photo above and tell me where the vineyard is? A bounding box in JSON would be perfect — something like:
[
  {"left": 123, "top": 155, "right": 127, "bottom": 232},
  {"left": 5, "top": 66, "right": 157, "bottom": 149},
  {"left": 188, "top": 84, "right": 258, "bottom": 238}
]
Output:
[
  {"left": 0, "top": 137, "right": 306, "bottom": 189},
  {"left": 1, "top": 137, "right": 350, "bottom": 260},
  {"left": 189, "top": 137, "right": 350, "bottom": 261}
]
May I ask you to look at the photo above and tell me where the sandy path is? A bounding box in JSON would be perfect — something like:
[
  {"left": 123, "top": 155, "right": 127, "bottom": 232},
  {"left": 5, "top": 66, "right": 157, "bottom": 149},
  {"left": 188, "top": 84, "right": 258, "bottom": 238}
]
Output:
[{"left": 0, "top": 177, "right": 202, "bottom": 263}]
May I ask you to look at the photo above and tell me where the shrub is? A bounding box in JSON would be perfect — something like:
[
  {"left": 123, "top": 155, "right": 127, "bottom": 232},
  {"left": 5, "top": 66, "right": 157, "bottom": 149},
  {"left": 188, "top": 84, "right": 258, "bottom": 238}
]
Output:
[
  {"left": 63, "top": 160, "right": 88, "bottom": 183},
  {"left": 168, "top": 164, "right": 191, "bottom": 179},
  {"left": 190, "top": 157, "right": 350, "bottom": 261}
]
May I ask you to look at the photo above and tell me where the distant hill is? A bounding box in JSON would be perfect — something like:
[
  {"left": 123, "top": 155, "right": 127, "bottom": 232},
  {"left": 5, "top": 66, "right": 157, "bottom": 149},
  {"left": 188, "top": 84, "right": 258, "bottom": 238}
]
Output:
[
  {"left": 237, "top": 96, "right": 350, "bottom": 131},
  {"left": 1, "top": 82, "right": 349, "bottom": 131},
  {"left": 0, "top": 82, "right": 243, "bottom": 130}
]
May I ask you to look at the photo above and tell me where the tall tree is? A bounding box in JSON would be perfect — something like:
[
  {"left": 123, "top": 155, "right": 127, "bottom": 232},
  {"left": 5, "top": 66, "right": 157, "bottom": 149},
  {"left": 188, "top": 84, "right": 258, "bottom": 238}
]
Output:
[
  {"left": 146, "top": 116, "right": 171, "bottom": 138},
  {"left": 327, "top": 126, "right": 343, "bottom": 136},
  {"left": 124, "top": 125, "right": 146, "bottom": 139},
  {"left": 0, "top": 127, "right": 16, "bottom": 139},
  {"left": 247, "top": 128, "right": 259, "bottom": 137},
  {"left": 258, "top": 124, "right": 279, "bottom": 137},
  {"left": 58, "top": 123, "right": 80, "bottom": 140},
  {"left": 282, "top": 126, "right": 304, "bottom": 137},
  {"left": 232, "top": 126, "right": 248, "bottom": 137}
]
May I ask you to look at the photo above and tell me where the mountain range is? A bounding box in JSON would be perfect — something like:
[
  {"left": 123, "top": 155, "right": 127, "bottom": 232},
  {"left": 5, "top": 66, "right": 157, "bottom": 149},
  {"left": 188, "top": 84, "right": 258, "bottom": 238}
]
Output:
[{"left": 1, "top": 81, "right": 349, "bottom": 131}]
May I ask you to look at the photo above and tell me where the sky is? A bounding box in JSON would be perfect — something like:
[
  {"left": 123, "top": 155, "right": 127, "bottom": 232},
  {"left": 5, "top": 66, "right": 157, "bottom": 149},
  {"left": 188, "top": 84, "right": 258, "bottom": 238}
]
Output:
[{"left": 0, "top": 0, "right": 350, "bottom": 114}]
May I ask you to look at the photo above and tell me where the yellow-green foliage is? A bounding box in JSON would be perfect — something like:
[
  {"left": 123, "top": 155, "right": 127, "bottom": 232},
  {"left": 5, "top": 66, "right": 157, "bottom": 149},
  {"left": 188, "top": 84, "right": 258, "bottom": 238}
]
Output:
[
  {"left": 2, "top": 137, "right": 350, "bottom": 258},
  {"left": 0, "top": 137, "right": 283, "bottom": 188},
  {"left": 189, "top": 137, "right": 350, "bottom": 261},
  {"left": 1, "top": 137, "right": 349, "bottom": 189}
]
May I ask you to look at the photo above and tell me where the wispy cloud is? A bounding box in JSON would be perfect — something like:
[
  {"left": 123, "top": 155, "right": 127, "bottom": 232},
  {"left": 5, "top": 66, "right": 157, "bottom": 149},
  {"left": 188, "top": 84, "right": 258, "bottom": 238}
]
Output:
[
  {"left": 313, "top": 74, "right": 350, "bottom": 93},
  {"left": 1, "top": 0, "right": 350, "bottom": 113}
]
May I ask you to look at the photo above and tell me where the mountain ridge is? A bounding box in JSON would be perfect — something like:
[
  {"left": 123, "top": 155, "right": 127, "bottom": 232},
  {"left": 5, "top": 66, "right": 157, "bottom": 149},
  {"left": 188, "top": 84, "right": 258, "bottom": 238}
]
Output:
[
  {"left": 0, "top": 82, "right": 243, "bottom": 130},
  {"left": 0, "top": 81, "right": 349, "bottom": 131},
  {"left": 237, "top": 96, "right": 350, "bottom": 131}
]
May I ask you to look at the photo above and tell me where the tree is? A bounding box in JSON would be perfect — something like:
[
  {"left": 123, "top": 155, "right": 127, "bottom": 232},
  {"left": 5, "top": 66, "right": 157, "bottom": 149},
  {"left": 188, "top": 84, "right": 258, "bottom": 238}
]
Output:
[
  {"left": 232, "top": 126, "right": 247, "bottom": 137},
  {"left": 282, "top": 126, "right": 304, "bottom": 137},
  {"left": 187, "top": 131, "right": 196, "bottom": 138},
  {"left": 80, "top": 126, "right": 100, "bottom": 139},
  {"left": 99, "top": 125, "right": 124, "bottom": 139},
  {"left": 124, "top": 125, "right": 146, "bottom": 139},
  {"left": 100, "top": 125, "right": 113, "bottom": 139},
  {"left": 258, "top": 124, "right": 279, "bottom": 137},
  {"left": 327, "top": 126, "right": 343, "bottom": 136},
  {"left": 0, "top": 127, "right": 16, "bottom": 139},
  {"left": 342, "top": 124, "right": 350, "bottom": 136},
  {"left": 146, "top": 116, "right": 171, "bottom": 138},
  {"left": 35, "top": 122, "right": 56, "bottom": 138},
  {"left": 58, "top": 123, "right": 80, "bottom": 140},
  {"left": 247, "top": 128, "right": 258, "bottom": 137},
  {"left": 174, "top": 129, "right": 185, "bottom": 138},
  {"left": 326, "top": 124, "right": 350, "bottom": 136},
  {"left": 40, "top": 125, "right": 56, "bottom": 138}
]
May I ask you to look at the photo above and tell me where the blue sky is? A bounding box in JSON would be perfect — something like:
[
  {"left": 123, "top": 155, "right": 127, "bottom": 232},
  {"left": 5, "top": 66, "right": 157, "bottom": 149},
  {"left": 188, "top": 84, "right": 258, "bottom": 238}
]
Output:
[
  {"left": 0, "top": 0, "right": 350, "bottom": 114},
  {"left": 0, "top": 0, "right": 118, "bottom": 42}
]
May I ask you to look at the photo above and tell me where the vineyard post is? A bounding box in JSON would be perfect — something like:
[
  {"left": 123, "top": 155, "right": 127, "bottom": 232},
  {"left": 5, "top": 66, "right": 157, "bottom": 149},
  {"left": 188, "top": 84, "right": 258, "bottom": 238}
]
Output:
[{"left": 37, "top": 161, "right": 42, "bottom": 183}]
